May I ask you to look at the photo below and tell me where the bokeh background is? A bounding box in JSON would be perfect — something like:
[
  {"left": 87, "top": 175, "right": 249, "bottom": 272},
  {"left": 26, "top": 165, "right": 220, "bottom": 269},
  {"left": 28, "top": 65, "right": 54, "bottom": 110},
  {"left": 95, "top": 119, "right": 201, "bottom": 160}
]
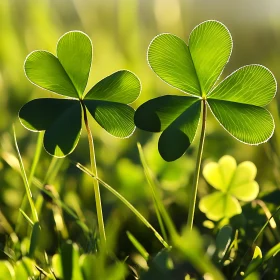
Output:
[{"left": 1, "top": 0, "right": 280, "bottom": 259}]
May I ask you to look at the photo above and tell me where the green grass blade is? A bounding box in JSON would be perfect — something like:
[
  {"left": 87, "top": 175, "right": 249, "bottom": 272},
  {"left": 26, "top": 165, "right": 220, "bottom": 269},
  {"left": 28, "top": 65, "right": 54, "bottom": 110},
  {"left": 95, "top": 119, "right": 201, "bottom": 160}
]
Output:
[
  {"left": 28, "top": 132, "right": 44, "bottom": 184},
  {"left": 19, "top": 208, "right": 34, "bottom": 226},
  {"left": 32, "top": 177, "right": 90, "bottom": 235},
  {"left": 76, "top": 162, "right": 169, "bottom": 248},
  {"left": 13, "top": 126, "right": 39, "bottom": 223},
  {"left": 127, "top": 231, "right": 149, "bottom": 261},
  {"left": 233, "top": 205, "right": 280, "bottom": 277},
  {"left": 29, "top": 222, "right": 41, "bottom": 258},
  {"left": 137, "top": 143, "right": 178, "bottom": 240}
]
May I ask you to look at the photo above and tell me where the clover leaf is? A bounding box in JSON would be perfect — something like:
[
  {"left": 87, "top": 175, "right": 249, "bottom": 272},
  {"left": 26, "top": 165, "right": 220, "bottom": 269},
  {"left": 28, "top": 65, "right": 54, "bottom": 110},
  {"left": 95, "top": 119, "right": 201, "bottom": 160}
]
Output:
[
  {"left": 199, "top": 155, "right": 259, "bottom": 221},
  {"left": 134, "top": 20, "right": 276, "bottom": 161},
  {"left": 19, "top": 31, "right": 141, "bottom": 157}
]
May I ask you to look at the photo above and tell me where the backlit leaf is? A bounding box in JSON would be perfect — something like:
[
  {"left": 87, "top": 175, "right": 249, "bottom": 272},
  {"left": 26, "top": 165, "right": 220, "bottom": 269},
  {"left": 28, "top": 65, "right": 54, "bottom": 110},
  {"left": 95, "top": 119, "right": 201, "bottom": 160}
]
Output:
[
  {"left": 57, "top": 31, "right": 92, "bottom": 98},
  {"left": 199, "top": 192, "right": 241, "bottom": 221},
  {"left": 24, "top": 51, "right": 78, "bottom": 98},
  {"left": 85, "top": 70, "right": 140, "bottom": 103},
  {"left": 85, "top": 101, "right": 135, "bottom": 138},
  {"left": 207, "top": 99, "right": 274, "bottom": 144},
  {"left": 188, "top": 20, "right": 232, "bottom": 95},
  {"left": 208, "top": 65, "right": 277, "bottom": 106}
]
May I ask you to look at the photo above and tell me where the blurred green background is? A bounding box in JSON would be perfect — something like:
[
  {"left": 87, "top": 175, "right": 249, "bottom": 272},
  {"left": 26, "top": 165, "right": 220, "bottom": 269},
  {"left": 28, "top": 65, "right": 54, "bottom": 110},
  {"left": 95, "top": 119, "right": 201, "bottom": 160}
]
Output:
[{"left": 1, "top": 0, "right": 280, "bottom": 260}]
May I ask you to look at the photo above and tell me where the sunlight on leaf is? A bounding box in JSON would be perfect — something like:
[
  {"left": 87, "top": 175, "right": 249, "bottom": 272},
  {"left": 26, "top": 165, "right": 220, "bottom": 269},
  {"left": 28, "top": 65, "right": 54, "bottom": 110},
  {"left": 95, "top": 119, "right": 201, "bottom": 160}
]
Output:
[
  {"left": 135, "top": 20, "right": 276, "bottom": 161},
  {"left": 199, "top": 155, "right": 259, "bottom": 221},
  {"left": 20, "top": 31, "right": 141, "bottom": 157}
]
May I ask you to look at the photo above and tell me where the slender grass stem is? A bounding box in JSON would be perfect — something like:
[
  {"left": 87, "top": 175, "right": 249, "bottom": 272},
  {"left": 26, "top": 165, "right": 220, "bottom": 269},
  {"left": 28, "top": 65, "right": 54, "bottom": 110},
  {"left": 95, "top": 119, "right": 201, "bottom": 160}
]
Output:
[
  {"left": 81, "top": 101, "right": 106, "bottom": 248},
  {"left": 187, "top": 99, "right": 207, "bottom": 230},
  {"left": 76, "top": 162, "right": 170, "bottom": 248},
  {"left": 13, "top": 126, "right": 39, "bottom": 223}
]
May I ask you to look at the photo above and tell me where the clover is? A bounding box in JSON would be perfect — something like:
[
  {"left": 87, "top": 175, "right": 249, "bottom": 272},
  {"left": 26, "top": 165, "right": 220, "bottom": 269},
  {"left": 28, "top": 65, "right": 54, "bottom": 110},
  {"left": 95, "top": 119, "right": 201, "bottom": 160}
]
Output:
[
  {"left": 19, "top": 31, "right": 141, "bottom": 247},
  {"left": 134, "top": 20, "right": 277, "bottom": 162},
  {"left": 134, "top": 20, "right": 276, "bottom": 230},
  {"left": 199, "top": 155, "right": 259, "bottom": 221},
  {"left": 19, "top": 31, "right": 141, "bottom": 158}
]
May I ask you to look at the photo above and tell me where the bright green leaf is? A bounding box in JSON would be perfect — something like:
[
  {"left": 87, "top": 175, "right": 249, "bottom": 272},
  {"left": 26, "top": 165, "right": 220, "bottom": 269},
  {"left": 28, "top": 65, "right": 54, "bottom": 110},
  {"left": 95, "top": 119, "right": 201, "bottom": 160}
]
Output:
[
  {"left": 199, "top": 192, "right": 241, "bottom": 221},
  {"left": 57, "top": 31, "right": 92, "bottom": 98},
  {"left": 148, "top": 34, "right": 201, "bottom": 96},
  {"left": 85, "top": 100, "right": 135, "bottom": 138},
  {"left": 24, "top": 51, "right": 78, "bottom": 98},
  {"left": 188, "top": 20, "right": 232, "bottom": 95},
  {"left": 207, "top": 99, "right": 274, "bottom": 144},
  {"left": 85, "top": 70, "right": 141, "bottom": 103},
  {"left": 208, "top": 65, "right": 276, "bottom": 106}
]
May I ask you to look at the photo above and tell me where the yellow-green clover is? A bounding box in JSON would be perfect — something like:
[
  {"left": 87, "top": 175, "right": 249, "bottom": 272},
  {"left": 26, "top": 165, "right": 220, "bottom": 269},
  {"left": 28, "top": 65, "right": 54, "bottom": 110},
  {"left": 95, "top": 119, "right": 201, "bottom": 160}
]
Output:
[{"left": 199, "top": 155, "right": 259, "bottom": 221}]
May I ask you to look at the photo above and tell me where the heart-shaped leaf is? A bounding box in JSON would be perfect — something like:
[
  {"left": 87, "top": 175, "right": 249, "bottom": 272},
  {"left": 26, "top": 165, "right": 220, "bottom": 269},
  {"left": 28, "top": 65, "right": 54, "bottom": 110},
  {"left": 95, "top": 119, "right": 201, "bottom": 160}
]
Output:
[
  {"left": 135, "top": 96, "right": 200, "bottom": 161},
  {"left": 207, "top": 99, "right": 274, "bottom": 144},
  {"left": 85, "top": 101, "right": 135, "bottom": 138},
  {"left": 25, "top": 51, "right": 78, "bottom": 98},
  {"left": 207, "top": 65, "right": 276, "bottom": 106},
  {"left": 19, "top": 99, "right": 82, "bottom": 157},
  {"left": 57, "top": 31, "right": 92, "bottom": 98},
  {"left": 188, "top": 20, "right": 232, "bottom": 95},
  {"left": 85, "top": 70, "right": 140, "bottom": 103}
]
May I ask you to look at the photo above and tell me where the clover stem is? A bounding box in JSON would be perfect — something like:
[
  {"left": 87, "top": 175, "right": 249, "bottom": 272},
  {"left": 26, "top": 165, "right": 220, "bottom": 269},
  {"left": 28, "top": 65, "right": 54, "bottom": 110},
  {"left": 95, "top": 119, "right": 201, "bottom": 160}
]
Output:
[
  {"left": 187, "top": 99, "right": 207, "bottom": 230},
  {"left": 81, "top": 101, "right": 106, "bottom": 248}
]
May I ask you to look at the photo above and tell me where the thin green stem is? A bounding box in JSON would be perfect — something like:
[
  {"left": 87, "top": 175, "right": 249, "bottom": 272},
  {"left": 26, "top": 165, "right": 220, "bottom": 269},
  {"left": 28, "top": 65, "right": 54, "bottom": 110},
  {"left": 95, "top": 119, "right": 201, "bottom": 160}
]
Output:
[
  {"left": 81, "top": 101, "right": 106, "bottom": 248},
  {"left": 76, "top": 162, "right": 169, "bottom": 248},
  {"left": 13, "top": 126, "right": 39, "bottom": 223},
  {"left": 187, "top": 99, "right": 207, "bottom": 230}
]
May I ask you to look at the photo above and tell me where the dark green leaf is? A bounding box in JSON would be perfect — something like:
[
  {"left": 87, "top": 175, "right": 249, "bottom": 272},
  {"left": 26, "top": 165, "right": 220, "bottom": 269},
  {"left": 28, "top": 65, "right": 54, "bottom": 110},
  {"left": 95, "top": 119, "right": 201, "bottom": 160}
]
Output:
[
  {"left": 19, "top": 98, "right": 78, "bottom": 131},
  {"left": 85, "top": 100, "right": 135, "bottom": 138},
  {"left": 44, "top": 103, "right": 82, "bottom": 157},
  {"left": 134, "top": 95, "right": 200, "bottom": 132},
  {"left": 158, "top": 100, "right": 201, "bottom": 161}
]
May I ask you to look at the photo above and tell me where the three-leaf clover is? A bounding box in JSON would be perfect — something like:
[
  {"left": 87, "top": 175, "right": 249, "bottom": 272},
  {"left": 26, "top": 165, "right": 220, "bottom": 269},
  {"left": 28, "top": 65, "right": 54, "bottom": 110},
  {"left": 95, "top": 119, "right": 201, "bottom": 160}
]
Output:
[
  {"left": 134, "top": 20, "right": 277, "bottom": 161},
  {"left": 199, "top": 155, "right": 259, "bottom": 221},
  {"left": 19, "top": 31, "right": 141, "bottom": 157}
]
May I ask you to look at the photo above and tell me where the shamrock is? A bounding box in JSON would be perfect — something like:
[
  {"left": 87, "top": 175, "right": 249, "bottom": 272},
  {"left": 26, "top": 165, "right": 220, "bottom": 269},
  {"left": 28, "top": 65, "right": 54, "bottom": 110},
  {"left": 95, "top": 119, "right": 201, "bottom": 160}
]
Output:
[
  {"left": 19, "top": 31, "right": 141, "bottom": 157},
  {"left": 199, "top": 155, "right": 259, "bottom": 221},
  {"left": 134, "top": 20, "right": 277, "bottom": 161}
]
